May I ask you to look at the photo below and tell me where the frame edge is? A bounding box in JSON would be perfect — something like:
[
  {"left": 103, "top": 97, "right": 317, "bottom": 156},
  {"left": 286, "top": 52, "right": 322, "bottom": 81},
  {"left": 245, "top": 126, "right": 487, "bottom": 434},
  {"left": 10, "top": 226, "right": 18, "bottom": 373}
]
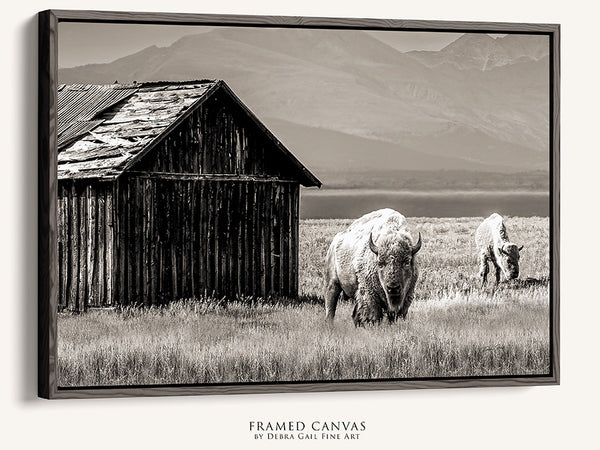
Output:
[
  {"left": 49, "top": 9, "right": 559, "bottom": 33},
  {"left": 551, "top": 24, "right": 560, "bottom": 385},
  {"left": 38, "top": 9, "right": 58, "bottom": 399}
]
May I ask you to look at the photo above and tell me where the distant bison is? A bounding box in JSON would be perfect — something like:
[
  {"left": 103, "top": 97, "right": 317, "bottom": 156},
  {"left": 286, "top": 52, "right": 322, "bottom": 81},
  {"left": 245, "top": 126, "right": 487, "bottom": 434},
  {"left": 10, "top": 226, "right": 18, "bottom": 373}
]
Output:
[
  {"left": 475, "top": 213, "right": 523, "bottom": 285},
  {"left": 324, "top": 209, "right": 422, "bottom": 326}
]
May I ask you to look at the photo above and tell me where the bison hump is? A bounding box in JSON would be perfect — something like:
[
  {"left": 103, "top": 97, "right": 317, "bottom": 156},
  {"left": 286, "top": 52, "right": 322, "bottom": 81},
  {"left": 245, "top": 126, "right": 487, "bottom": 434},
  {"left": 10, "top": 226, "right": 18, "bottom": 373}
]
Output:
[
  {"left": 346, "top": 209, "right": 407, "bottom": 236},
  {"left": 338, "top": 209, "right": 410, "bottom": 256},
  {"left": 476, "top": 213, "right": 509, "bottom": 248}
]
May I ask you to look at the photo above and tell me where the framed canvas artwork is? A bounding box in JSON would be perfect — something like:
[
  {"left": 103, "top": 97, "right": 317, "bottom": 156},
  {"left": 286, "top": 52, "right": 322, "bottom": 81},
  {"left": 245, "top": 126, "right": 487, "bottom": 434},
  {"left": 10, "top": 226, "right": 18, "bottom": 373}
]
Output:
[{"left": 38, "top": 9, "right": 560, "bottom": 398}]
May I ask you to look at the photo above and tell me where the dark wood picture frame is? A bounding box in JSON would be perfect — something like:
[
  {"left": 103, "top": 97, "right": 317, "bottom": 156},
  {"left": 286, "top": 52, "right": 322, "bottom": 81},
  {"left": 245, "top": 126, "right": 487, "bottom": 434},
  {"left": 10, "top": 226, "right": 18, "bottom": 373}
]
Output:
[{"left": 38, "top": 9, "right": 560, "bottom": 399}]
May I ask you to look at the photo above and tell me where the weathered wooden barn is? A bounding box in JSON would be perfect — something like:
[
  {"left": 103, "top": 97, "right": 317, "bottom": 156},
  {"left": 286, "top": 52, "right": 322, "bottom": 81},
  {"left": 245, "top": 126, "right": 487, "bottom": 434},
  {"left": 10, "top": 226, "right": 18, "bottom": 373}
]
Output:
[{"left": 57, "top": 80, "right": 321, "bottom": 311}]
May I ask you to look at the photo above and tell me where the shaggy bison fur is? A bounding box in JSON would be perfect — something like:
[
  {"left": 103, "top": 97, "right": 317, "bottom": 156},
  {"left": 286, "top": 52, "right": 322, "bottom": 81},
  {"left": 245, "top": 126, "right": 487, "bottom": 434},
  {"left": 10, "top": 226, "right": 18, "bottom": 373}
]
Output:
[{"left": 324, "top": 209, "right": 422, "bottom": 326}]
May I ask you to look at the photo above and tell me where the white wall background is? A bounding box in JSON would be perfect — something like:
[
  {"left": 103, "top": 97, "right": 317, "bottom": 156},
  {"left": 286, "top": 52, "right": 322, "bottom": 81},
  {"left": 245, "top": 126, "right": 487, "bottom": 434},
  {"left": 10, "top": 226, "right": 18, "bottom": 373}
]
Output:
[{"left": 2, "top": 1, "right": 598, "bottom": 448}]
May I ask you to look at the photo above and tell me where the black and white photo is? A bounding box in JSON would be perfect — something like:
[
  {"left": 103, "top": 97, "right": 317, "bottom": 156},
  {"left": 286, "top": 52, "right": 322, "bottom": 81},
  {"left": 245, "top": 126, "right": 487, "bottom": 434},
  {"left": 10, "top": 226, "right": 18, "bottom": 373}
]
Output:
[{"left": 38, "top": 11, "right": 559, "bottom": 397}]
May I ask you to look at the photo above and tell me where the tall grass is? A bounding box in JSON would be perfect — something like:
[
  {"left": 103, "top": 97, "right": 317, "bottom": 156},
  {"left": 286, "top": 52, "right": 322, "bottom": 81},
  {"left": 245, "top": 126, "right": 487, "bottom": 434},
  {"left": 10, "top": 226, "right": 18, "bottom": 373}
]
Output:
[{"left": 58, "top": 217, "right": 550, "bottom": 387}]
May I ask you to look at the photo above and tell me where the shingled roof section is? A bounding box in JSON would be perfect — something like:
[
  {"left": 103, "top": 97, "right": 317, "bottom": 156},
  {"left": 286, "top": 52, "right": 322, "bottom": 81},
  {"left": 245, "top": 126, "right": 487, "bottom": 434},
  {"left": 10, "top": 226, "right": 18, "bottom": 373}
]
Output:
[
  {"left": 57, "top": 81, "right": 218, "bottom": 180},
  {"left": 56, "top": 80, "right": 321, "bottom": 187}
]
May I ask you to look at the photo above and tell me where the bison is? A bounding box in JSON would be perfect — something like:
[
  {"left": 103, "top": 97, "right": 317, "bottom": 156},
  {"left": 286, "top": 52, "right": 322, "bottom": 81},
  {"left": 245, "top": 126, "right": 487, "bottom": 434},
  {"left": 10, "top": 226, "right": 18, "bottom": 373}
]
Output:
[
  {"left": 324, "top": 209, "right": 422, "bottom": 326},
  {"left": 475, "top": 213, "right": 523, "bottom": 285}
]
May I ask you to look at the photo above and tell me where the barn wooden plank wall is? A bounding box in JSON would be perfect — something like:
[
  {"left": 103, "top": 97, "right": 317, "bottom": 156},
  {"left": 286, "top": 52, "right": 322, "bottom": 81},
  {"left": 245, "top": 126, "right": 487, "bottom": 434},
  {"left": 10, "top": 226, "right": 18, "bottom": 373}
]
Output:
[
  {"left": 58, "top": 177, "right": 299, "bottom": 310},
  {"left": 57, "top": 181, "right": 114, "bottom": 311},
  {"left": 114, "top": 176, "right": 299, "bottom": 306}
]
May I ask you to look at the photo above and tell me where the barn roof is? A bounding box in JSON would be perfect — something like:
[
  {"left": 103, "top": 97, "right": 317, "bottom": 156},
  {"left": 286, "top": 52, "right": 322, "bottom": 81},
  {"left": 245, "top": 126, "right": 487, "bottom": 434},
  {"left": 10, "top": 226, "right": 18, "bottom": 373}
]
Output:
[{"left": 57, "top": 80, "right": 321, "bottom": 187}]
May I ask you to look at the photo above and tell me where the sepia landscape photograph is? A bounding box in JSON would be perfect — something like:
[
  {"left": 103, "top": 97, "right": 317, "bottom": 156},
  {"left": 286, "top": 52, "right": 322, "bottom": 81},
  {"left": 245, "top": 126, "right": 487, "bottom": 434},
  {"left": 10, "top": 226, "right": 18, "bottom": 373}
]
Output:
[{"left": 54, "top": 20, "right": 552, "bottom": 388}]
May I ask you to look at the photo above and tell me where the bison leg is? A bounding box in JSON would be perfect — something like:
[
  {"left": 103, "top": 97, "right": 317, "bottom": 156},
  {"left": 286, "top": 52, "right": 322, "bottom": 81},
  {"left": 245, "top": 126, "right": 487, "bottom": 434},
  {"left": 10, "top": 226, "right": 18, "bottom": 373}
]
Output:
[
  {"left": 398, "top": 296, "right": 414, "bottom": 321},
  {"left": 387, "top": 311, "right": 399, "bottom": 323},
  {"left": 490, "top": 257, "right": 501, "bottom": 284},
  {"left": 324, "top": 280, "right": 342, "bottom": 322},
  {"left": 479, "top": 251, "right": 490, "bottom": 286},
  {"left": 352, "top": 291, "right": 384, "bottom": 326},
  {"left": 397, "top": 275, "right": 417, "bottom": 320},
  {"left": 352, "top": 303, "right": 361, "bottom": 325},
  {"left": 387, "top": 309, "right": 406, "bottom": 323}
]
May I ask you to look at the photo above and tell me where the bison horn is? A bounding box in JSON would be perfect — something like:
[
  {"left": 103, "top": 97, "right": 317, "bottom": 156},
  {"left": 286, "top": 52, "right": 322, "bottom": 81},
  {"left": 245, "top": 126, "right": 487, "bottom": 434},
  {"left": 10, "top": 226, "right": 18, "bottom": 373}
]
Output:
[
  {"left": 499, "top": 246, "right": 509, "bottom": 256},
  {"left": 368, "top": 232, "right": 379, "bottom": 255},
  {"left": 412, "top": 232, "right": 422, "bottom": 255},
  {"left": 518, "top": 245, "right": 524, "bottom": 251}
]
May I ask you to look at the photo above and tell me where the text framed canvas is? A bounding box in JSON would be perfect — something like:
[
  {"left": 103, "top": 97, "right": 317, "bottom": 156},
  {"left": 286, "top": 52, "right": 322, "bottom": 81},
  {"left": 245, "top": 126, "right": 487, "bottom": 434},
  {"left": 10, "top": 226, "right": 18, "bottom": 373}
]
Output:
[{"left": 38, "top": 9, "right": 560, "bottom": 399}]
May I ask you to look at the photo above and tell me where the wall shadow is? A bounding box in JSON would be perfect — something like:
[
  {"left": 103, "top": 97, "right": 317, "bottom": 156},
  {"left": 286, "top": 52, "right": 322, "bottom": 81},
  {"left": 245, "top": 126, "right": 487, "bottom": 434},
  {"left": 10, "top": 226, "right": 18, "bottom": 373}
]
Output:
[{"left": 19, "top": 14, "right": 40, "bottom": 402}]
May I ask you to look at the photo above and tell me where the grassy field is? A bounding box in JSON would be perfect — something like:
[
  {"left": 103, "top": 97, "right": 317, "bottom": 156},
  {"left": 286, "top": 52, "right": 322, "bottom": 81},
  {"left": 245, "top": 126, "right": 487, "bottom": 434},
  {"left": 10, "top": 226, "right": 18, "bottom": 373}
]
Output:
[{"left": 58, "top": 217, "right": 550, "bottom": 386}]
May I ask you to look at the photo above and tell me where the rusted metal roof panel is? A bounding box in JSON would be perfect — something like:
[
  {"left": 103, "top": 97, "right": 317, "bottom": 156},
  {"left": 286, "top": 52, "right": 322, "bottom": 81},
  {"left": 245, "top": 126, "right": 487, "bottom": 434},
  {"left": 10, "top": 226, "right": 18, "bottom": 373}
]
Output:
[
  {"left": 57, "top": 84, "right": 139, "bottom": 146},
  {"left": 57, "top": 120, "right": 104, "bottom": 149}
]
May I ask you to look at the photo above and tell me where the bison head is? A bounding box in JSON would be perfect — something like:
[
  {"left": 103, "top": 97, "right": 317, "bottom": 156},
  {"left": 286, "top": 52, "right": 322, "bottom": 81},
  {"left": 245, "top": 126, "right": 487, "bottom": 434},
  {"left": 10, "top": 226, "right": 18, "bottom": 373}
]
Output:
[
  {"left": 498, "top": 243, "right": 524, "bottom": 280},
  {"left": 369, "top": 231, "right": 421, "bottom": 313}
]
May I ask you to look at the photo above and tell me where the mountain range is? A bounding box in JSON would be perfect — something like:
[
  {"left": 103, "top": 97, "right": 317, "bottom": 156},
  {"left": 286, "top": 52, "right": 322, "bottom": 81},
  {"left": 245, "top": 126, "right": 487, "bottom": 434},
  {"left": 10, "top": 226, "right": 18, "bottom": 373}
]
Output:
[
  {"left": 59, "top": 28, "right": 550, "bottom": 180},
  {"left": 407, "top": 33, "right": 549, "bottom": 70}
]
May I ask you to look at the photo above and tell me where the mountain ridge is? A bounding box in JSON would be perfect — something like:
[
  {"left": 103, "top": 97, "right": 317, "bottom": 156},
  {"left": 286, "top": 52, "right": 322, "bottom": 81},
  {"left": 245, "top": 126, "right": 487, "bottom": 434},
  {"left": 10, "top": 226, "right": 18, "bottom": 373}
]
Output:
[{"left": 409, "top": 33, "right": 549, "bottom": 70}]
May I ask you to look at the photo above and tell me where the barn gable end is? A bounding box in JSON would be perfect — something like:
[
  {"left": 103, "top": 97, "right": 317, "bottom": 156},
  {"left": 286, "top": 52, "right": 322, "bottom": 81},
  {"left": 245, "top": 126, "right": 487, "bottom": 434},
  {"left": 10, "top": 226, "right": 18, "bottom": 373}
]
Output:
[
  {"left": 57, "top": 80, "right": 320, "bottom": 311},
  {"left": 131, "top": 83, "right": 315, "bottom": 184}
]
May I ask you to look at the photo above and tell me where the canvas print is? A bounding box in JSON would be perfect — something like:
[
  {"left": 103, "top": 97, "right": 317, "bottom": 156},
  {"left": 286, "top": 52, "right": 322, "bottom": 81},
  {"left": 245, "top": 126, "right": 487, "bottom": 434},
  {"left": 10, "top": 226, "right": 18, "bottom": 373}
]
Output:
[{"left": 54, "top": 21, "right": 552, "bottom": 388}]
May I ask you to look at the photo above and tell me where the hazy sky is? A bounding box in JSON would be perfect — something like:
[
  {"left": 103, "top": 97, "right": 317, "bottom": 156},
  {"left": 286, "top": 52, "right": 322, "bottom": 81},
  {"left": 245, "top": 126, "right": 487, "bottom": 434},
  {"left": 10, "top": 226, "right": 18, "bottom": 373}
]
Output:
[{"left": 58, "top": 22, "right": 465, "bottom": 68}]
